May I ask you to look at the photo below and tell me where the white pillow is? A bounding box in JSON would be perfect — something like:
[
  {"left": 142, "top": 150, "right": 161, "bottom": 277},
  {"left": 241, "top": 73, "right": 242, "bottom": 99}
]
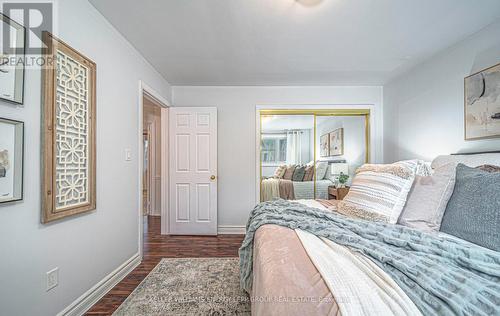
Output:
[
  {"left": 272, "top": 165, "right": 287, "bottom": 179},
  {"left": 338, "top": 162, "right": 416, "bottom": 223},
  {"left": 315, "top": 161, "right": 328, "bottom": 180},
  {"left": 397, "top": 159, "right": 432, "bottom": 176},
  {"left": 397, "top": 163, "right": 456, "bottom": 232}
]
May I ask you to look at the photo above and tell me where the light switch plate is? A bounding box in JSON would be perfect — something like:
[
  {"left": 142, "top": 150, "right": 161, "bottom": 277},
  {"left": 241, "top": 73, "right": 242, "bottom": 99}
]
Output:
[
  {"left": 125, "top": 148, "right": 132, "bottom": 161},
  {"left": 46, "top": 267, "right": 59, "bottom": 291}
]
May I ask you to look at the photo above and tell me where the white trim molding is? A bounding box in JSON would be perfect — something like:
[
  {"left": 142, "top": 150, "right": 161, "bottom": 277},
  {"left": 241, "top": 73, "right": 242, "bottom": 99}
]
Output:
[
  {"left": 58, "top": 253, "right": 141, "bottom": 316},
  {"left": 218, "top": 225, "right": 246, "bottom": 235}
]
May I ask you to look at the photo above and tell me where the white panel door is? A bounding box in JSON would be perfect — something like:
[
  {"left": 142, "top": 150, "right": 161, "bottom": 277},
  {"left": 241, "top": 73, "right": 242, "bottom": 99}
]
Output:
[{"left": 169, "top": 107, "right": 217, "bottom": 235}]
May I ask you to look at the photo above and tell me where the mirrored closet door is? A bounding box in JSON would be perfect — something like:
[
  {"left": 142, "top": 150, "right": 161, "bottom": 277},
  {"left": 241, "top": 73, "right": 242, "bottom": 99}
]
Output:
[
  {"left": 260, "top": 115, "right": 315, "bottom": 202},
  {"left": 315, "top": 114, "right": 368, "bottom": 200},
  {"left": 259, "top": 110, "right": 370, "bottom": 202}
]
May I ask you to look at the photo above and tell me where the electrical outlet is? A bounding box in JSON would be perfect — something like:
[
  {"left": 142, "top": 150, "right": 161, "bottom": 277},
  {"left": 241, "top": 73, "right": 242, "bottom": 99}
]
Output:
[{"left": 46, "top": 267, "right": 59, "bottom": 291}]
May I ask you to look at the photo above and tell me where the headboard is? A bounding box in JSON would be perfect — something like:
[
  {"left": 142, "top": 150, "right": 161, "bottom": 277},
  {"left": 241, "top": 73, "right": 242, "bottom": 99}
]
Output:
[{"left": 431, "top": 151, "right": 500, "bottom": 169}]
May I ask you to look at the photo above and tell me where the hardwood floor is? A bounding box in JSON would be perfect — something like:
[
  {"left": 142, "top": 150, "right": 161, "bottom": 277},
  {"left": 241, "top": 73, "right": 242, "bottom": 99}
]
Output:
[{"left": 85, "top": 216, "right": 245, "bottom": 315}]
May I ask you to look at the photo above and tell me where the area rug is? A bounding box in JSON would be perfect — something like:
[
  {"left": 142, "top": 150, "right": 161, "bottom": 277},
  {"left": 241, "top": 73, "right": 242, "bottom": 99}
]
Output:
[{"left": 113, "top": 258, "right": 250, "bottom": 315}]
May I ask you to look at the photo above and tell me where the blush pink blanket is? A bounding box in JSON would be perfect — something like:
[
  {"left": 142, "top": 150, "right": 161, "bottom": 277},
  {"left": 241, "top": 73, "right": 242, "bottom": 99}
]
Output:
[{"left": 251, "top": 224, "right": 341, "bottom": 315}]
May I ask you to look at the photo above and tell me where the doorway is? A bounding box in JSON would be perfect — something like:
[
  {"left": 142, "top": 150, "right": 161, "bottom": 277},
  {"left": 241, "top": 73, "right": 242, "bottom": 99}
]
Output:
[
  {"left": 143, "top": 96, "right": 162, "bottom": 218},
  {"left": 138, "top": 82, "right": 170, "bottom": 259}
]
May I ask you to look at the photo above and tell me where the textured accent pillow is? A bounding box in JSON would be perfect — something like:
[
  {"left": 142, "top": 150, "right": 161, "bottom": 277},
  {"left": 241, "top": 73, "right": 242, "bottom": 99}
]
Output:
[
  {"left": 476, "top": 164, "right": 500, "bottom": 173},
  {"left": 282, "top": 165, "right": 296, "bottom": 180},
  {"left": 273, "top": 165, "right": 287, "bottom": 179},
  {"left": 292, "top": 165, "right": 306, "bottom": 181},
  {"left": 397, "top": 159, "right": 432, "bottom": 176},
  {"left": 315, "top": 162, "right": 328, "bottom": 180},
  {"left": 338, "top": 162, "right": 416, "bottom": 223},
  {"left": 303, "top": 165, "right": 314, "bottom": 181},
  {"left": 440, "top": 164, "right": 500, "bottom": 251},
  {"left": 397, "top": 163, "right": 456, "bottom": 232}
]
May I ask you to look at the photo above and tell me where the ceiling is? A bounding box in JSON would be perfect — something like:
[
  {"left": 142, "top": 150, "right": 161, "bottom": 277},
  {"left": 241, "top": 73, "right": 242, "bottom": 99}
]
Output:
[{"left": 90, "top": 0, "right": 500, "bottom": 86}]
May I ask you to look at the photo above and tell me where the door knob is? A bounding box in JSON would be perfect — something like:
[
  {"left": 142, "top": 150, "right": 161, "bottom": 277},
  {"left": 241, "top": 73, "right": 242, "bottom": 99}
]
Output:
[{"left": 210, "top": 175, "right": 216, "bottom": 181}]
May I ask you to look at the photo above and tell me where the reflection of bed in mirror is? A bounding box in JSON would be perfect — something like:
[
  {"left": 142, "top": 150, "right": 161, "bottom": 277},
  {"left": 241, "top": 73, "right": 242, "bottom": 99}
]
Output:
[
  {"left": 259, "top": 111, "right": 370, "bottom": 202},
  {"left": 292, "top": 179, "right": 332, "bottom": 199},
  {"left": 261, "top": 161, "right": 335, "bottom": 201}
]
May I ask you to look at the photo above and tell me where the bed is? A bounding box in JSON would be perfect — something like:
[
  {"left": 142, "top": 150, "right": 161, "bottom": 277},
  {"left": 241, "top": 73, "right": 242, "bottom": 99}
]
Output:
[
  {"left": 261, "top": 178, "right": 334, "bottom": 201},
  {"left": 252, "top": 201, "right": 340, "bottom": 315},
  {"left": 245, "top": 153, "right": 500, "bottom": 316}
]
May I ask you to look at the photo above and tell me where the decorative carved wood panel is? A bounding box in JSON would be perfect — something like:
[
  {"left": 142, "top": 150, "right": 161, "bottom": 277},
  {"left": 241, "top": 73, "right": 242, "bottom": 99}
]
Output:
[{"left": 41, "top": 32, "right": 96, "bottom": 223}]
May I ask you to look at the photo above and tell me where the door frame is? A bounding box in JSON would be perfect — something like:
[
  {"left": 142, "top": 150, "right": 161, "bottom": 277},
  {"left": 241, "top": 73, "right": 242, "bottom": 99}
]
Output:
[{"left": 137, "top": 81, "right": 171, "bottom": 259}]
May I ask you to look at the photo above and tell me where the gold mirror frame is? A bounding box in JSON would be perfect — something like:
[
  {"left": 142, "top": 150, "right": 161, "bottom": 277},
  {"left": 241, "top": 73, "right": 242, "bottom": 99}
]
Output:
[{"left": 259, "top": 109, "right": 371, "bottom": 201}]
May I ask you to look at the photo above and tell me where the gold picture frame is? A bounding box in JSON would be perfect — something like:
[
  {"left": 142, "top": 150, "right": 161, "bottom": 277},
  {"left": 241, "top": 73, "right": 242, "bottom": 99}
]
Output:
[
  {"left": 464, "top": 62, "right": 500, "bottom": 140},
  {"left": 320, "top": 133, "right": 329, "bottom": 157},
  {"left": 41, "top": 32, "right": 97, "bottom": 223},
  {"left": 329, "top": 128, "right": 344, "bottom": 156}
]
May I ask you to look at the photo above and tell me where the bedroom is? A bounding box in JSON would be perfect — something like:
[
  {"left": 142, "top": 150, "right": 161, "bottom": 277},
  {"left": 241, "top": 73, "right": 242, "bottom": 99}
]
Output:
[{"left": 0, "top": 1, "right": 499, "bottom": 315}]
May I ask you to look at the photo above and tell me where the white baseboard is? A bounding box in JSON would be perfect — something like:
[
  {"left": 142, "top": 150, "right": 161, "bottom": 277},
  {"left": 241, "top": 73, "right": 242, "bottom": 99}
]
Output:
[
  {"left": 58, "top": 253, "right": 142, "bottom": 316},
  {"left": 218, "top": 225, "right": 246, "bottom": 234}
]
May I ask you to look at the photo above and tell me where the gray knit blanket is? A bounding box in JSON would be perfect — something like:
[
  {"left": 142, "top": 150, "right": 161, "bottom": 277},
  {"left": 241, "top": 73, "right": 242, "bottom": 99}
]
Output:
[{"left": 239, "top": 199, "right": 500, "bottom": 316}]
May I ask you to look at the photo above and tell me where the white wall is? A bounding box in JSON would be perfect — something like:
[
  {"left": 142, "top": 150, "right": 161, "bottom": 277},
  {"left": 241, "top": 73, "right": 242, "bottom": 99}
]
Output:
[
  {"left": 172, "top": 86, "right": 383, "bottom": 227},
  {"left": 0, "top": 1, "right": 171, "bottom": 315},
  {"left": 384, "top": 21, "right": 500, "bottom": 162}
]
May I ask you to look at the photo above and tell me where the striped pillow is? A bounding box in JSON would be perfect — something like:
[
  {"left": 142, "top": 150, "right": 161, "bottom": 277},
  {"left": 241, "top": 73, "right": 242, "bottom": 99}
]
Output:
[
  {"left": 283, "top": 165, "right": 296, "bottom": 180},
  {"left": 337, "top": 163, "right": 415, "bottom": 223},
  {"left": 273, "top": 165, "right": 287, "bottom": 179},
  {"left": 303, "top": 165, "right": 314, "bottom": 181}
]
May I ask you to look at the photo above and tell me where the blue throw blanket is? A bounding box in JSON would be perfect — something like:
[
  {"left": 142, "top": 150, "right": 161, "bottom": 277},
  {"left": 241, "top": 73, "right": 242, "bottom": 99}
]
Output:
[{"left": 239, "top": 199, "right": 500, "bottom": 316}]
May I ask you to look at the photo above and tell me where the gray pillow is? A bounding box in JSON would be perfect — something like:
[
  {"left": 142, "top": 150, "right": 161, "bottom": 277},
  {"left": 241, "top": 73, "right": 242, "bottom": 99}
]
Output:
[
  {"left": 440, "top": 164, "right": 500, "bottom": 251},
  {"left": 292, "top": 165, "right": 306, "bottom": 181},
  {"left": 398, "top": 163, "right": 456, "bottom": 232},
  {"left": 315, "top": 162, "right": 328, "bottom": 180}
]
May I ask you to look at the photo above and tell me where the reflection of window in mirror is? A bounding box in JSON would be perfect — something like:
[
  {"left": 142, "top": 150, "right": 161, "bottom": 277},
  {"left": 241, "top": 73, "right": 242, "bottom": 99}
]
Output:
[
  {"left": 260, "top": 115, "right": 315, "bottom": 202},
  {"left": 261, "top": 136, "right": 287, "bottom": 164}
]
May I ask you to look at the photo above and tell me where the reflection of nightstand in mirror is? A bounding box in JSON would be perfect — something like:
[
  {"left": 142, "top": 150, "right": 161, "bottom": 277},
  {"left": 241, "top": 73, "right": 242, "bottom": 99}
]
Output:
[{"left": 328, "top": 186, "right": 350, "bottom": 200}]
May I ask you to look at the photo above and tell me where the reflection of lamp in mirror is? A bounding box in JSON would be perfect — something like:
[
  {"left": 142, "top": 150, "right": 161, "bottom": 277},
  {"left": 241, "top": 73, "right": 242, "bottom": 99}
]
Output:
[{"left": 330, "top": 162, "right": 349, "bottom": 187}]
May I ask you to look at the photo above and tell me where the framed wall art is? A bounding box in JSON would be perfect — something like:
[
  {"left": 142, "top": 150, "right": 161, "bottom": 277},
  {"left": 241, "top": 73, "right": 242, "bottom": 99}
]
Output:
[
  {"left": 329, "top": 128, "right": 344, "bottom": 156},
  {"left": 464, "top": 62, "right": 500, "bottom": 140},
  {"left": 0, "top": 13, "right": 25, "bottom": 104},
  {"left": 0, "top": 117, "right": 23, "bottom": 203},
  {"left": 41, "top": 32, "right": 96, "bottom": 223},
  {"left": 320, "top": 133, "right": 329, "bottom": 157}
]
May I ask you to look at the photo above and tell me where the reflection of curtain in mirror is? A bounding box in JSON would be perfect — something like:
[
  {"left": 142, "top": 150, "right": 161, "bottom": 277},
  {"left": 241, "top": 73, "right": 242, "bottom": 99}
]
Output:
[{"left": 286, "top": 131, "right": 302, "bottom": 164}]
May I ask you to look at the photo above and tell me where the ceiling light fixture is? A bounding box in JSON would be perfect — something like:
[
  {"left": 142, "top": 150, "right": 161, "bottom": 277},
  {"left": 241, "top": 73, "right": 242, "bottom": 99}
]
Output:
[{"left": 296, "top": 0, "right": 324, "bottom": 7}]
